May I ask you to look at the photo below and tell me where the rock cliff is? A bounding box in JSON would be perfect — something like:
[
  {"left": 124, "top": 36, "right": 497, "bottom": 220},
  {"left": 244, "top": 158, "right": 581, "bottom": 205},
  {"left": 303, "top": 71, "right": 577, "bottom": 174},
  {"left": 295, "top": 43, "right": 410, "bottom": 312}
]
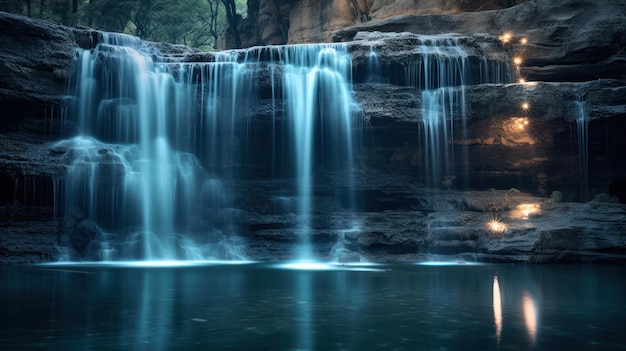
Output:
[
  {"left": 225, "top": 0, "right": 529, "bottom": 48},
  {"left": 0, "top": 12, "right": 75, "bottom": 133},
  {"left": 1, "top": 0, "right": 626, "bottom": 264}
]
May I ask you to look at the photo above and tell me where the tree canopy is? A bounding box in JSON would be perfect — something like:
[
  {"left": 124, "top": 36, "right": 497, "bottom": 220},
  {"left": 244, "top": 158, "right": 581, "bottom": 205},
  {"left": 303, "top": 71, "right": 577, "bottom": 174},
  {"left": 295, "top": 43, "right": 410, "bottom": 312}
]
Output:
[{"left": 0, "top": 0, "right": 247, "bottom": 50}]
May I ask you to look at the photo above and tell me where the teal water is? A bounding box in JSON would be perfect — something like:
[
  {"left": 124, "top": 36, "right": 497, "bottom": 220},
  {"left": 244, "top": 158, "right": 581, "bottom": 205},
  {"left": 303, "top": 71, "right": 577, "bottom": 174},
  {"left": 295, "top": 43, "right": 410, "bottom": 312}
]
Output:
[{"left": 1, "top": 263, "right": 624, "bottom": 350}]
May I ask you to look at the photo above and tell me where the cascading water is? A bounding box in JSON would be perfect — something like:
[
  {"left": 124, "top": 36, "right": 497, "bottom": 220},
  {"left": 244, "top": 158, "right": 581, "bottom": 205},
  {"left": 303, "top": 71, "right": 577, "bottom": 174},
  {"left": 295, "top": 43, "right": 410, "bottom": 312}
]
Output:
[
  {"left": 575, "top": 94, "right": 589, "bottom": 202},
  {"left": 403, "top": 35, "right": 511, "bottom": 187},
  {"left": 61, "top": 33, "right": 249, "bottom": 261},
  {"left": 60, "top": 33, "right": 360, "bottom": 262},
  {"left": 57, "top": 29, "right": 521, "bottom": 263},
  {"left": 366, "top": 46, "right": 383, "bottom": 83},
  {"left": 281, "top": 45, "right": 361, "bottom": 260}
]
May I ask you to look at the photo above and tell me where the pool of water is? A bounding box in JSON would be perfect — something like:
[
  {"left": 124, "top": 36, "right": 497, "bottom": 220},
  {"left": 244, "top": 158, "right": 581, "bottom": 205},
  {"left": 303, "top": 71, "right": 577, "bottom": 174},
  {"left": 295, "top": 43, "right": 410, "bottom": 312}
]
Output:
[{"left": 1, "top": 262, "right": 624, "bottom": 350}]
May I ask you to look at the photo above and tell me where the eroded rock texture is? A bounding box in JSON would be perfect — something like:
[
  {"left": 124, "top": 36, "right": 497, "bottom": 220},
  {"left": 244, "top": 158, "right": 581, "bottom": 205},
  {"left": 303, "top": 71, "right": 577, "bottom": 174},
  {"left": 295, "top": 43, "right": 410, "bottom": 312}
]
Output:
[
  {"left": 0, "top": 12, "right": 75, "bottom": 134},
  {"left": 226, "top": 0, "right": 529, "bottom": 47}
]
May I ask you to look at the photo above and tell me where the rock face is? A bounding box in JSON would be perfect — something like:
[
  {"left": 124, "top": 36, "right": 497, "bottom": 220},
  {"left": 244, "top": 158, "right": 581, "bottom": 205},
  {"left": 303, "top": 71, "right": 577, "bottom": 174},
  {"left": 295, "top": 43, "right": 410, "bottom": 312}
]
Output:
[
  {"left": 0, "top": 12, "right": 75, "bottom": 135},
  {"left": 335, "top": 0, "right": 626, "bottom": 82},
  {"left": 1, "top": 1, "right": 626, "bottom": 264},
  {"left": 223, "top": 0, "right": 528, "bottom": 47}
]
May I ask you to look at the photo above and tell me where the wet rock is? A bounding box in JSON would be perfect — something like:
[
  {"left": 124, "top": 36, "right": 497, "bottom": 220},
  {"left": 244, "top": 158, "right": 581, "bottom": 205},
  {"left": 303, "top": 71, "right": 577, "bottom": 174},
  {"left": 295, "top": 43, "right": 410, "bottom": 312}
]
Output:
[
  {"left": 0, "top": 217, "right": 60, "bottom": 264},
  {"left": 0, "top": 12, "right": 76, "bottom": 130},
  {"left": 69, "top": 220, "right": 101, "bottom": 255},
  {"left": 609, "top": 178, "right": 626, "bottom": 204},
  {"left": 335, "top": 0, "right": 626, "bottom": 83}
]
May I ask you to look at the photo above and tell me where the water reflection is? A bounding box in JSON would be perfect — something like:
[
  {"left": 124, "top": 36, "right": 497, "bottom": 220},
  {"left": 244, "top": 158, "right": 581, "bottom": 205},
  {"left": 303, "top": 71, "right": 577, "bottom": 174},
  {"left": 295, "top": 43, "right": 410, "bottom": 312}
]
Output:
[
  {"left": 522, "top": 290, "right": 538, "bottom": 347},
  {"left": 493, "top": 275, "right": 503, "bottom": 346},
  {"left": 493, "top": 273, "right": 541, "bottom": 349},
  {"left": 297, "top": 272, "right": 313, "bottom": 350},
  {"left": 1, "top": 264, "right": 624, "bottom": 350}
]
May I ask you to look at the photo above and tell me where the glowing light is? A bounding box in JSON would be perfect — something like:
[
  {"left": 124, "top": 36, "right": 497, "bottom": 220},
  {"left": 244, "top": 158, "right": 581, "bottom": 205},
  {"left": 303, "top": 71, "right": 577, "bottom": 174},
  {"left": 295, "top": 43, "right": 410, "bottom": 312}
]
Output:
[
  {"left": 487, "top": 217, "right": 507, "bottom": 234},
  {"left": 279, "top": 261, "right": 335, "bottom": 270},
  {"left": 520, "top": 37, "right": 528, "bottom": 45},
  {"left": 523, "top": 291, "right": 538, "bottom": 346},
  {"left": 417, "top": 261, "right": 484, "bottom": 266},
  {"left": 521, "top": 81, "right": 538, "bottom": 88},
  {"left": 521, "top": 102, "right": 530, "bottom": 110},
  {"left": 274, "top": 261, "right": 385, "bottom": 271},
  {"left": 499, "top": 31, "right": 513, "bottom": 43},
  {"left": 493, "top": 275, "right": 503, "bottom": 345},
  {"left": 513, "top": 56, "right": 523, "bottom": 66},
  {"left": 512, "top": 203, "right": 541, "bottom": 219},
  {"left": 512, "top": 117, "right": 529, "bottom": 131},
  {"left": 39, "top": 260, "right": 256, "bottom": 267}
]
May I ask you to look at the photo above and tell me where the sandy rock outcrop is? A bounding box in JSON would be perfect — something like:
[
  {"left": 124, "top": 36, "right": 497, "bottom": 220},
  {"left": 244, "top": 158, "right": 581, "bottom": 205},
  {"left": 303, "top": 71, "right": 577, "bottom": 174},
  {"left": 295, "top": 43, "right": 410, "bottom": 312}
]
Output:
[{"left": 224, "top": 0, "right": 527, "bottom": 48}]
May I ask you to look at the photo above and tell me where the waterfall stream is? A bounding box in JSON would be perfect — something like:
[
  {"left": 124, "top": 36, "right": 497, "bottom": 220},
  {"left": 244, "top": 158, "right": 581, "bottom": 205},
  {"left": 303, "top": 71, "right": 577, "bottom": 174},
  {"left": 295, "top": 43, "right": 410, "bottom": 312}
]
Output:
[
  {"left": 575, "top": 94, "right": 589, "bottom": 202},
  {"left": 404, "top": 35, "right": 511, "bottom": 187},
  {"left": 60, "top": 34, "right": 360, "bottom": 261},
  {"left": 56, "top": 30, "right": 515, "bottom": 262}
]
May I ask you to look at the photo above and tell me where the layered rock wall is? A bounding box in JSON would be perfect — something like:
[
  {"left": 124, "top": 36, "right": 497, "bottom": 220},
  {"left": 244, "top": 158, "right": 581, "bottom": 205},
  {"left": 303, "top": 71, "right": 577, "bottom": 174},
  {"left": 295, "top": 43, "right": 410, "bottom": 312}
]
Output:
[
  {"left": 0, "top": 12, "right": 75, "bottom": 133},
  {"left": 1, "top": 1, "right": 626, "bottom": 264}
]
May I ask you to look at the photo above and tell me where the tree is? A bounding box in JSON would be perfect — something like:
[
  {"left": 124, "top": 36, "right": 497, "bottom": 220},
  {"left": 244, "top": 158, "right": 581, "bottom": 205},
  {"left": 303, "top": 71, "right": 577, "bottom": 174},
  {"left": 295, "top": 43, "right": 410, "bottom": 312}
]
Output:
[
  {"left": 88, "top": 0, "right": 134, "bottom": 33},
  {"left": 127, "top": 0, "right": 164, "bottom": 40},
  {"left": 2, "top": 0, "right": 246, "bottom": 51},
  {"left": 203, "top": 0, "right": 227, "bottom": 47},
  {"left": 151, "top": 0, "right": 224, "bottom": 49},
  {"left": 221, "top": 0, "right": 241, "bottom": 48}
]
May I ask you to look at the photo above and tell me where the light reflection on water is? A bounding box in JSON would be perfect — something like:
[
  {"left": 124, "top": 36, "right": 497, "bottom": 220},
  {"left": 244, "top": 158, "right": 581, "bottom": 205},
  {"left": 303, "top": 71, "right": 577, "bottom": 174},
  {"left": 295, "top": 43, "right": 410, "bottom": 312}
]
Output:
[
  {"left": 523, "top": 290, "right": 538, "bottom": 347},
  {"left": 42, "top": 260, "right": 256, "bottom": 267},
  {"left": 493, "top": 275, "right": 503, "bottom": 346},
  {"left": 1, "top": 263, "right": 624, "bottom": 350},
  {"left": 273, "top": 261, "right": 386, "bottom": 272}
]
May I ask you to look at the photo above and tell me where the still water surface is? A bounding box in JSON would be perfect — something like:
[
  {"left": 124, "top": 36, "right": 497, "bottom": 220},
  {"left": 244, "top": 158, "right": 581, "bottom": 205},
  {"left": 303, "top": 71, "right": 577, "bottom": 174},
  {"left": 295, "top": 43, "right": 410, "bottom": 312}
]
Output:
[{"left": 1, "top": 263, "right": 624, "bottom": 350}]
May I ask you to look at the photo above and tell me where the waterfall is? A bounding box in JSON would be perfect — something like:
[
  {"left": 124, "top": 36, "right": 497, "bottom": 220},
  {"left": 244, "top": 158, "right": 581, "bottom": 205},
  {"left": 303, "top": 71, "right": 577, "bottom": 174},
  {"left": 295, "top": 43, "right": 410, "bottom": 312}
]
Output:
[
  {"left": 575, "top": 94, "right": 589, "bottom": 202},
  {"left": 366, "top": 46, "right": 382, "bottom": 83},
  {"left": 60, "top": 33, "right": 360, "bottom": 261},
  {"left": 61, "top": 33, "right": 246, "bottom": 260},
  {"left": 403, "top": 35, "right": 511, "bottom": 187},
  {"left": 281, "top": 44, "right": 360, "bottom": 260}
]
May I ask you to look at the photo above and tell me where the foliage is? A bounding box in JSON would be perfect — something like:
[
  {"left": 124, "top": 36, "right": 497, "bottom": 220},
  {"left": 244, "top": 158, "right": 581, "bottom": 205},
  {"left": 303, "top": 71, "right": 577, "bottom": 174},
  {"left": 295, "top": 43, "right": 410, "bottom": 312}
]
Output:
[
  {"left": 548, "top": 191, "right": 563, "bottom": 203},
  {"left": 590, "top": 193, "right": 618, "bottom": 204},
  {"left": 1, "top": 0, "right": 247, "bottom": 50}
]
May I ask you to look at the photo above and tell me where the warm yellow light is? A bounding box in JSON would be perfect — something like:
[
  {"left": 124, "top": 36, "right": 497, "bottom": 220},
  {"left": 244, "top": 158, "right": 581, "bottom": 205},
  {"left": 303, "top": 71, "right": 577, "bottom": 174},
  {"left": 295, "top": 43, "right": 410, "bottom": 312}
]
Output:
[
  {"left": 513, "top": 117, "right": 529, "bottom": 130},
  {"left": 514, "top": 56, "right": 523, "bottom": 66},
  {"left": 518, "top": 78, "right": 526, "bottom": 84},
  {"left": 520, "top": 37, "right": 528, "bottom": 45},
  {"left": 499, "top": 31, "right": 513, "bottom": 43},
  {"left": 521, "top": 102, "right": 530, "bottom": 110},
  {"left": 512, "top": 203, "right": 541, "bottom": 219},
  {"left": 493, "top": 275, "right": 502, "bottom": 345},
  {"left": 523, "top": 291, "right": 538, "bottom": 346},
  {"left": 488, "top": 217, "right": 507, "bottom": 234}
]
